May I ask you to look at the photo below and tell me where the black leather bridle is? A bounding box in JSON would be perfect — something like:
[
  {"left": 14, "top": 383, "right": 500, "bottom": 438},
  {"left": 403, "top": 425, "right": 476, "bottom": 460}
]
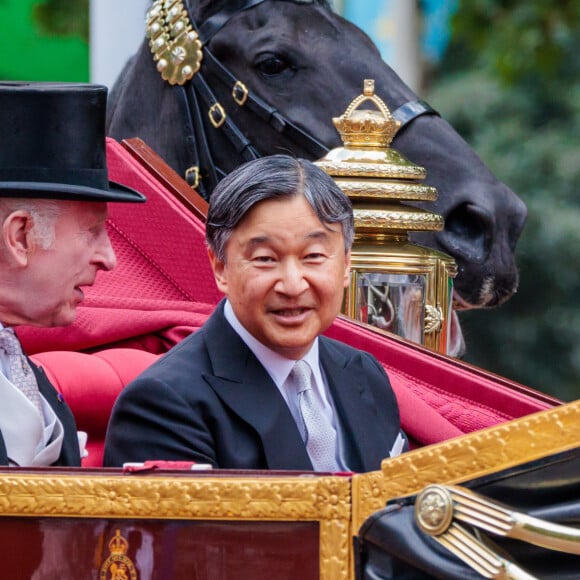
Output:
[{"left": 172, "top": 0, "right": 439, "bottom": 199}]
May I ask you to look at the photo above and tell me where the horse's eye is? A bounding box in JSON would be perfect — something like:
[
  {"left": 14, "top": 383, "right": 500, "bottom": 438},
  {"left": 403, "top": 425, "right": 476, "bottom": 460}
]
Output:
[{"left": 255, "top": 56, "right": 290, "bottom": 77}]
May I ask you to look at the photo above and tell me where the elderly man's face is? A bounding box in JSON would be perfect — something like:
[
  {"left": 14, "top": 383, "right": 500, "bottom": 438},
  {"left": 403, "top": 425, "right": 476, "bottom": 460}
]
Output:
[
  {"left": 19, "top": 201, "right": 116, "bottom": 326},
  {"left": 209, "top": 194, "right": 350, "bottom": 359}
]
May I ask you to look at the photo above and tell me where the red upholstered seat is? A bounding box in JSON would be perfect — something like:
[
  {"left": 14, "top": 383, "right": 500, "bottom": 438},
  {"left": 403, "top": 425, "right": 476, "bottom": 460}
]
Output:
[
  {"left": 18, "top": 138, "right": 559, "bottom": 467},
  {"left": 31, "top": 349, "right": 159, "bottom": 466}
]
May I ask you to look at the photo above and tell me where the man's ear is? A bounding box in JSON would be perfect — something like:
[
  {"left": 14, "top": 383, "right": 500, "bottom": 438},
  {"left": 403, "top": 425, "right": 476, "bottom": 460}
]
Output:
[
  {"left": 207, "top": 247, "right": 228, "bottom": 294},
  {"left": 343, "top": 250, "right": 351, "bottom": 287},
  {"left": 2, "top": 211, "right": 34, "bottom": 267}
]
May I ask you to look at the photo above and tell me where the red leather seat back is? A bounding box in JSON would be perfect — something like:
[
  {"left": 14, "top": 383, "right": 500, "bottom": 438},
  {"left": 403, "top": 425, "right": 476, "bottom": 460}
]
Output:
[{"left": 31, "top": 349, "right": 159, "bottom": 466}]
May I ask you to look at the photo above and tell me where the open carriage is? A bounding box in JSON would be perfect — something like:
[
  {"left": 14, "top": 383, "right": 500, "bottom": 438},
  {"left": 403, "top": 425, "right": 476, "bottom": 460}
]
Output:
[
  {"left": 0, "top": 138, "right": 576, "bottom": 579},
  {"left": 0, "top": 0, "right": 578, "bottom": 576}
]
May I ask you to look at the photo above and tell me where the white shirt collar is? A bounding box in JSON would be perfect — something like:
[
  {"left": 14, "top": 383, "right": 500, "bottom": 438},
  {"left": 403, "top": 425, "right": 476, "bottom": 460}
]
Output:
[
  {"left": 223, "top": 299, "right": 321, "bottom": 389},
  {"left": 223, "top": 300, "right": 348, "bottom": 471}
]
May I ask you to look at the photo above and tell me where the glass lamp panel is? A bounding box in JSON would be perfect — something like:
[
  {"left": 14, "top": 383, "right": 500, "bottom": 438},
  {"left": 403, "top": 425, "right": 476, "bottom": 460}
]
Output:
[{"left": 356, "top": 272, "right": 426, "bottom": 343}]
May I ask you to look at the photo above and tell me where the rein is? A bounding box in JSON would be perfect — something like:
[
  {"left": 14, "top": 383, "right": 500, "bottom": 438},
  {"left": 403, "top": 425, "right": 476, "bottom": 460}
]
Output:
[{"left": 146, "top": 0, "right": 439, "bottom": 199}]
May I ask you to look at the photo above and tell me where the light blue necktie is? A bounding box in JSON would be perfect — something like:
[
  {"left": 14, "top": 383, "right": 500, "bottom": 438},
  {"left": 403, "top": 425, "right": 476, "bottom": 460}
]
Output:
[
  {"left": 0, "top": 327, "right": 44, "bottom": 420},
  {"left": 289, "top": 360, "right": 339, "bottom": 472}
]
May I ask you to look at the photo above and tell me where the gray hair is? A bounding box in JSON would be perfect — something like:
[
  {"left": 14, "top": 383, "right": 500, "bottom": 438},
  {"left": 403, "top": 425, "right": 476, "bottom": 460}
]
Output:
[
  {"left": 0, "top": 198, "right": 62, "bottom": 250},
  {"left": 206, "top": 155, "right": 354, "bottom": 262}
]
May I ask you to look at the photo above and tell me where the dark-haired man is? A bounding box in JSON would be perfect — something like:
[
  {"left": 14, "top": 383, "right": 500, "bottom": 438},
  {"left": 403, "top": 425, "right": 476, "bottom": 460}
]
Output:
[{"left": 105, "top": 154, "right": 405, "bottom": 472}]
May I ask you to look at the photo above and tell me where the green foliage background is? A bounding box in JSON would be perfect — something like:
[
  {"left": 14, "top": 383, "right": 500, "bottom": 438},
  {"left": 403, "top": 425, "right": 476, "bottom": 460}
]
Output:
[
  {"left": 0, "top": 0, "right": 88, "bottom": 81},
  {"left": 425, "top": 1, "right": 580, "bottom": 401}
]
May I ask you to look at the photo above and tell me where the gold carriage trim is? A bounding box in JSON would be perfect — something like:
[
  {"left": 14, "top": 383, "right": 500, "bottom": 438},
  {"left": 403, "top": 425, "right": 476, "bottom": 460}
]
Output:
[
  {"left": 0, "top": 401, "right": 579, "bottom": 579},
  {"left": 146, "top": 0, "right": 202, "bottom": 85},
  {"left": 351, "top": 399, "right": 580, "bottom": 532},
  {"left": 0, "top": 473, "right": 351, "bottom": 580}
]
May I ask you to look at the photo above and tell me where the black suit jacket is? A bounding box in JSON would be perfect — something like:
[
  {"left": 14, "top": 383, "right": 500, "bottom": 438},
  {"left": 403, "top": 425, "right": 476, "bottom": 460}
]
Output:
[
  {"left": 104, "top": 302, "right": 402, "bottom": 472},
  {"left": 0, "top": 360, "right": 81, "bottom": 467}
]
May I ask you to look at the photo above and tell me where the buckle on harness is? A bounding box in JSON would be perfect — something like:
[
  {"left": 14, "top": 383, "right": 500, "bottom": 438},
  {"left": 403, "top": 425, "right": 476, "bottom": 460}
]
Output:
[
  {"left": 209, "top": 103, "right": 226, "bottom": 128},
  {"left": 185, "top": 165, "right": 200, "bottom": 190},
  {"left": 232, "top": 81, "right": 248, "bottom": 106}
]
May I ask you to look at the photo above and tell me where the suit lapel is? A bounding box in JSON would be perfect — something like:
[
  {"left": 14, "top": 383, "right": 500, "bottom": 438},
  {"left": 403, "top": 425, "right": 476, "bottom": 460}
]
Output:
[
  {"left": 32, "top": 362, "right": 81, "bottom": 466},
  {"left": 320, "top": 339, "right": 395, "bottom": 472},
  {"left": 203, "top": 305, "right": 312, "bottom": 470}
]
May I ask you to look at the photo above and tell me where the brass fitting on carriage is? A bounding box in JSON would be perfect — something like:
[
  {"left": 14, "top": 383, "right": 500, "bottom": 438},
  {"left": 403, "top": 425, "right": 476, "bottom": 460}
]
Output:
[{"left": 415, "top": 484, "right": 580, "bottom": 579}]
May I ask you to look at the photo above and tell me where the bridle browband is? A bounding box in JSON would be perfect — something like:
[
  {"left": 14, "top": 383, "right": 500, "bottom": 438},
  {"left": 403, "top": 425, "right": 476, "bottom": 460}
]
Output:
[{"left": 147, "top": 0, "right": 439, "bottom": 199}]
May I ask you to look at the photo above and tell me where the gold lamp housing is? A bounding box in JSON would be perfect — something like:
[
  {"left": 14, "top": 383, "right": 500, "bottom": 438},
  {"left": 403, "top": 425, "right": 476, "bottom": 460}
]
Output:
[{"left": 315, "top": 80, "right": 457, "bottom": 354}]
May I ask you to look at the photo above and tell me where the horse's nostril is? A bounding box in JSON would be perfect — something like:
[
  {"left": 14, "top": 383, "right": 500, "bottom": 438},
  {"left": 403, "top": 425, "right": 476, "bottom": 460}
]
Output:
[{"left": 440, "top": 203, "right": 490, "bottom": 262}]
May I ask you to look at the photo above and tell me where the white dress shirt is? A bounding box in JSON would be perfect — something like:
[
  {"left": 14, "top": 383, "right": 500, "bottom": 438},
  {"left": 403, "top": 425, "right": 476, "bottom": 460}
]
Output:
[{"left": 224, "top": 300, "right": 350, "bottom": 470}]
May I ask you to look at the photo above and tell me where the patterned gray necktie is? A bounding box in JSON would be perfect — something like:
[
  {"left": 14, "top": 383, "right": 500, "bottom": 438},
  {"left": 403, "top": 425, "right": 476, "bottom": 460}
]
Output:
[
  {"left": 0, "top": 327, "right": 44, "bottom": 419},
  {"left": 289, "top": 360, "right": 339, "bottom": 472}
]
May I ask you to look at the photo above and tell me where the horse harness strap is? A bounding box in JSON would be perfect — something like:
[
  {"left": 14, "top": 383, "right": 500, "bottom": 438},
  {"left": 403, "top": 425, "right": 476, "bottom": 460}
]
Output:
[
  {"left": 191, "top": 71, "right": 260, "bottom": 160},
  {"left": 392, "top": 100, "right": 440, "bottom": 132},
  {"left": 176, "top": 84, "right": 219, "bottom": 197},
  {"left": 193, "top": 0, "right": 329, "bottom": 159},
  {"left": 197, "top": 0, "right": 268, "bottom": 44},
  {"left": 179, "top": 76, "right": 259, "bottom": 197},
  {"left": 201, "top": 47, "right": 329, "bottom": 159}
]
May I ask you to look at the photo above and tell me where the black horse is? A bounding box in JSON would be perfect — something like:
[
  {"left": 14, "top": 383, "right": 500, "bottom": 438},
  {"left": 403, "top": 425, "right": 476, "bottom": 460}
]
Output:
[{"left": 107, "top": 0, "right": 527, "bottom": 353}]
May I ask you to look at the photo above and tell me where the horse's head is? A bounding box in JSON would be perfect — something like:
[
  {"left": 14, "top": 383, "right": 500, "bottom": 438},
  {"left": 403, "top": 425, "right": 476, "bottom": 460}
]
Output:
[{"left": 107, "top": 0, "right": 527, "bottom": 347}]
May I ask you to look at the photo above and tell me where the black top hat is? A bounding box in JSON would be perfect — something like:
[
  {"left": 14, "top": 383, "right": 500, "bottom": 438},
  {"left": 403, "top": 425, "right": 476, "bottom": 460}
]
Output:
[{"left": 0, "top": 82, "right": 146, "bottom": 203}]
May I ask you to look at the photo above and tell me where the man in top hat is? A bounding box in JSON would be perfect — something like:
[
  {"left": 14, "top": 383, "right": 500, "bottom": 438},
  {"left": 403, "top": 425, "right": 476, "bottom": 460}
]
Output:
[{"left": 0, "top": 81, "right": 146, "bottom": 467}]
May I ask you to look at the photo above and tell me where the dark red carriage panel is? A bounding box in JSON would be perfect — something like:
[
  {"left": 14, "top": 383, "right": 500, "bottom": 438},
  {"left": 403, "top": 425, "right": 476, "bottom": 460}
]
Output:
[{"left": 0, "top": 517, "right": 319, "bottom": 580}]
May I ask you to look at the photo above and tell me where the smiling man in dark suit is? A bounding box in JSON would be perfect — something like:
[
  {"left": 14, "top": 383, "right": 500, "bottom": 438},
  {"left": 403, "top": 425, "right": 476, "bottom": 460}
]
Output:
[{"left": 105, "top": 154, "right": 406, "bottom": 472}]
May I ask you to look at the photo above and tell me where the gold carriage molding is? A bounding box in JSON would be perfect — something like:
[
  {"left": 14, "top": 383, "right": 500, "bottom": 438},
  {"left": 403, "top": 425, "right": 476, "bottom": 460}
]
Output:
[
  {"left": 315, "top": 80, "right": 457, "bottom": 354},
  {"left": 0, "top": 400, "right": 578, "bottom": 579}
]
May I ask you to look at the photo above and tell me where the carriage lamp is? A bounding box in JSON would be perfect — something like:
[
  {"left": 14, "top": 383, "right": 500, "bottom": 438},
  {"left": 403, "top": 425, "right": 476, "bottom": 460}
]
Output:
[{"left": 315, "top": 80, "right": 457, "bottom": 354}]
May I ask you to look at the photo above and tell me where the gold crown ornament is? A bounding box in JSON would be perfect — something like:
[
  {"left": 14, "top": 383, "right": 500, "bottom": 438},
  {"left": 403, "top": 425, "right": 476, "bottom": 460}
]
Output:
[
  {"left": 315, "top": 79, "right": 444, "bottom": 238},
  {"left": 99, "top": 530, "right": 137, "bottom": 579},
  {"left": 333, "top": 79, "right": 401, "bottom": 149}
]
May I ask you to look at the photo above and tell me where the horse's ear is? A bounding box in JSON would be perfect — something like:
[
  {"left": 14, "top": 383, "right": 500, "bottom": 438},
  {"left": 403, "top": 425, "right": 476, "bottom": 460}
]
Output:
[
  {"left": 189, "top": 0, "right": 227, "bottom": 22},
  {"left": 189, "top": 0, "right": 335, "bottom": 29}
]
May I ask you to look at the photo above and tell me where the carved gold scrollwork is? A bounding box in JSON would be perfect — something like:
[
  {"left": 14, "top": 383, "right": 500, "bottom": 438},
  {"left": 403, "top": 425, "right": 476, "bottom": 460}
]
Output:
[
  {"left": 146, "top": 0, "right": 202, "bottom": 85},
  {"left": 424, "top": 304, "right": 443, "bottom": 334},
  {"left": 352, "top": 401, "right": 580, "bottom": 533},
  {"left": 0, "top": 474, "right": 351, "bottom": 580}
]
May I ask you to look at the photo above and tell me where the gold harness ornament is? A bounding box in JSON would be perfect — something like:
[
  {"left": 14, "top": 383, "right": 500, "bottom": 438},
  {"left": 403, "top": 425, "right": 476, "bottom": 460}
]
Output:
[{"left": 146, "top": 0, "right": 203, "bottom": 86}]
